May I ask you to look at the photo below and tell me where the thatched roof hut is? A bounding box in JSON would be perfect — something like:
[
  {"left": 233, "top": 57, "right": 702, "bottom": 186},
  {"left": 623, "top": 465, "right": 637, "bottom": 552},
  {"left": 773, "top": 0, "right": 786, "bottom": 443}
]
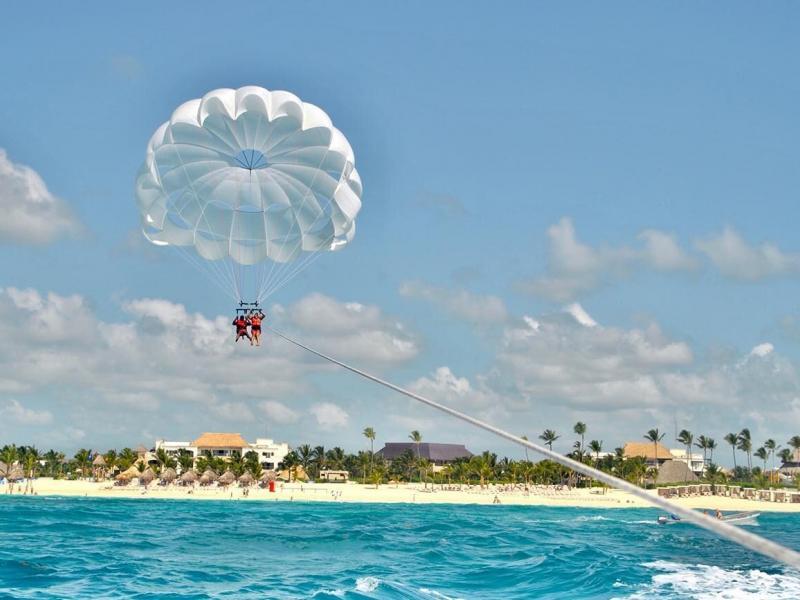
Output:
[
  {"left": 238, "top": 472, "right": 254, "bottom": 486},
  {"left": 218, "top": 470, "right": 236, "bottom": 486},
  {"left": 260, "top": 470, "right": 276, "bottom": 482},
  {"left": 202, "top": 468, "right": 218, "bottom": 482},
  {"left": 92, "top": 454, "right": 106, "bottom": 467},
  {"left": 161, "top": 467, "right": 177, "bottom": 483},
  {"left": 655, "top": 460, "right": 699, "bottom": 485},
  {"left": 139, "top": 469, "right": 155, "bottom": 485},
  {"left": 180, "top": 470, "right": 198, "bottom": 484}
]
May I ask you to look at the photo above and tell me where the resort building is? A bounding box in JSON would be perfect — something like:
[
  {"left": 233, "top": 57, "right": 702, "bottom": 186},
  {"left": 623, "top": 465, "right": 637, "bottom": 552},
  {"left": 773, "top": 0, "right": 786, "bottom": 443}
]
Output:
[
  {"left": 668, "top": 448, "right": 706, "bottom": 476},
  {"left": 154, "top": 433, "right": 290, "bottom": 471},
  {"left": 622, "top": 442, "right": 672, "bottom": 469},
  {"left": 377, "top": 442, "right": 473, "bottom": 472}
]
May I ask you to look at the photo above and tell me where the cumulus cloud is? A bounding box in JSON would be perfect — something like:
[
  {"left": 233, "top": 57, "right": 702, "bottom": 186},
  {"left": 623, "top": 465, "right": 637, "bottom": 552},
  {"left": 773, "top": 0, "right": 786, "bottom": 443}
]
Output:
[
  {"left": 259, "top": 400, "right": 300, "bottom": 424},
  {"left": 695, "top": 227, "right": 800, "bottom": 281},
  {"left": 0, "top": 288, "right": 416, "bottom": 449},
  {"left": 0, "top": 399, "right": 53, "bottom": 426},
  {"left": 310, "top": 402, "right": 349, "bottom": 430},
  {"left": 280, "top": 292, "right": 418, "bottom": 364},
  {"left": 399, "top": 281, "right": 508, "bottom": 324},
  {"left": 520, "top": 218, "right": 697, "bottom": 302},
  {"left": 0, "top": 150, "right": 83, "bottom": 245}
]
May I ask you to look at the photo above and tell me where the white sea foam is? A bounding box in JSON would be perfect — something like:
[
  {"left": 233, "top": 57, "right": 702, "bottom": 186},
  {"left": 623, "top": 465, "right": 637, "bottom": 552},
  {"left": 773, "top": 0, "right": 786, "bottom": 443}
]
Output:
[
  {"left": 618, "top": 560, "right": 800, "bottom": 599},
  {"left": 418, "top": 588, "right": 465, "bottom": 600},
  {"left": 355, "top": 576, "right": 380, "bottom": 592}
]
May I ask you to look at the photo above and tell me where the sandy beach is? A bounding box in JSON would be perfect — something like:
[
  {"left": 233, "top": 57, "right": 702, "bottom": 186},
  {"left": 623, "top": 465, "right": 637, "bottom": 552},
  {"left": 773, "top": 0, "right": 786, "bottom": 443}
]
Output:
[{"left": 7, "top": 478, "right": 800, "bottom": 513}]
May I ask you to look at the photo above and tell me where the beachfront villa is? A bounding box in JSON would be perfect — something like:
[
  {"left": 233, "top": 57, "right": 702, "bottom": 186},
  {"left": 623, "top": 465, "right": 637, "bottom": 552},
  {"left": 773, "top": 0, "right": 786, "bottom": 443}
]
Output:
[
  {"left": 377, "top": 442, "right": 473, "bottom": 473},
  {"left": 155, "top": 433, "right": 290, "bottom": 471},
  {"left": 623, "top": 442, "right": 672, "bottom": 469}
]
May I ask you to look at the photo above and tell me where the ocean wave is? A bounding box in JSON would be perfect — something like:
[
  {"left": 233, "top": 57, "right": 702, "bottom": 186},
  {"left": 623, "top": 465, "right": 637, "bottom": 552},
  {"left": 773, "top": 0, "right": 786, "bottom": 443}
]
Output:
[{"left": 618, "top": 560, "right": 800, "bottom": 599}]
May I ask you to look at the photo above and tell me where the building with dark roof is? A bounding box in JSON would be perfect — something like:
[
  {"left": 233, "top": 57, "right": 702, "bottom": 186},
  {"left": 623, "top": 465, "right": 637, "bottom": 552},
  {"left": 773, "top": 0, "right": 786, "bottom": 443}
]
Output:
[{"left": 377, "top": 443, "right": 473, "bottom": 471}]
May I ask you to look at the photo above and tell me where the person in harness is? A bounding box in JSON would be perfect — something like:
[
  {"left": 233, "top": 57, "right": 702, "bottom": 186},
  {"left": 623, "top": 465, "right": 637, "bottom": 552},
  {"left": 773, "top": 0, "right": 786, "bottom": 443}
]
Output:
[
  {"left": 232, "top": 314, "right": 251, "bottom": 344},
  {"left": 249, "top": 310, "right": 265, "bottom": 346}
]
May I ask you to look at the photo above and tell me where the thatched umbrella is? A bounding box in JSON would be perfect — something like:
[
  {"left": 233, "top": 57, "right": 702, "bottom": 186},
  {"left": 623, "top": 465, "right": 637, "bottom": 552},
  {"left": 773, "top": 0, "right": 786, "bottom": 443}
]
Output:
[
  {"left": 161, "top": 467, "right": 177, "bottom": 484},
  {"left": 180, "top": 470, "right": 198, "bottom": 485},
  {"left": 238, "top": 472, "right": 254, "bottom": 486},
  {"left": 8, "top": 466, "right": 24, "bottom": 481},
  {"left": 218, "top": 470, "right": 236, "bottom": 486},
  {"left": 92, "top": 454, "right": 106, "bottom": 467},
  {"left": 199, "top": 469, "right": 217, "bottom": 486},
  {"left": 139, "top": 468, "right": 155, "bottom": 485}
]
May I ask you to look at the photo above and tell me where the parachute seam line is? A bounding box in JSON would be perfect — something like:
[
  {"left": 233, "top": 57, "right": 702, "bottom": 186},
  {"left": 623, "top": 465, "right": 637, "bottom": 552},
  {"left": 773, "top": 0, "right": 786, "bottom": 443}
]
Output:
[
  {"left": 169, "top": 138, "right": 242, "bottom": 300},
  {"left": 150, "top": 149, "right": 239, "bottom": 301},
  {"left": 258, "top": 144, "right": 334, "bottom": 302},
  {"left": 258, "top": 151, "right": 342, "bottom": 302},
  {"left": 266, "top": 326, "right": 800, "bottom": 571}
]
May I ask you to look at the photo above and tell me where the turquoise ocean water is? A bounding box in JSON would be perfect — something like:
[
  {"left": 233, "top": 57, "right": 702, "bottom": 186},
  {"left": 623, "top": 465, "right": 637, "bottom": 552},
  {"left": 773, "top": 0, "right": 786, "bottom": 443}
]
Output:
[{"left": 1, "top": 496, "right": 799, "bottom": 599}]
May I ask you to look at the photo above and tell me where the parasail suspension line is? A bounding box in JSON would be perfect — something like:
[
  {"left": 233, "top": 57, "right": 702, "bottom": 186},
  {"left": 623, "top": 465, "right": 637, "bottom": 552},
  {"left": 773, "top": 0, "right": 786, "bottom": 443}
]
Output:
[{"left": 266, "top": 325, "right": 800, "bottom": 571}]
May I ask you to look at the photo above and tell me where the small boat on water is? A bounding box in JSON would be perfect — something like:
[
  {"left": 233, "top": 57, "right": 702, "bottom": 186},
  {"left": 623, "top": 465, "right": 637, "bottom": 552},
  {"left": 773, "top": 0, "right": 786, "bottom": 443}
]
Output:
[{"left": 657, "top": 511, "right": 760, "bottom": 526}]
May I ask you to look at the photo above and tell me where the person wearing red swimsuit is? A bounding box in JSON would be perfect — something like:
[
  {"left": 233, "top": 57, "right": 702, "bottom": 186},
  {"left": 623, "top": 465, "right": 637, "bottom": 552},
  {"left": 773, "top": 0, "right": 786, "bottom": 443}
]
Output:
[{"left": 249, "top": 310, "right": 264, "bottom": 346}]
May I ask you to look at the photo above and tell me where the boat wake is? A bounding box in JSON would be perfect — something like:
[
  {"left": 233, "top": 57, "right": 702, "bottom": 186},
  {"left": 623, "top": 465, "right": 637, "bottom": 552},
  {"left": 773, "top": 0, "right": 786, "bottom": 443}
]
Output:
[{"left": 618, "top": 560, "right": 800, "bottom": 599}]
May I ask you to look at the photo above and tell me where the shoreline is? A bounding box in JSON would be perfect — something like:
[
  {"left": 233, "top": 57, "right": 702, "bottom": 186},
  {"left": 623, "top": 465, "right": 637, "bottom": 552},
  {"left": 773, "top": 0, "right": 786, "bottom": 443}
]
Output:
[{"left": 6, "top": 478, "right": 800, "bottom": 513}]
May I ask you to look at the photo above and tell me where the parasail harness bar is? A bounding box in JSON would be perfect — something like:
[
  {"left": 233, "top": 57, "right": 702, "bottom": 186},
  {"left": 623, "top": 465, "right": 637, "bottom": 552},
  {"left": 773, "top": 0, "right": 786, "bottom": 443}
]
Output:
[{"left": 266, "top": 325, "right": 800, "bottom": 570}]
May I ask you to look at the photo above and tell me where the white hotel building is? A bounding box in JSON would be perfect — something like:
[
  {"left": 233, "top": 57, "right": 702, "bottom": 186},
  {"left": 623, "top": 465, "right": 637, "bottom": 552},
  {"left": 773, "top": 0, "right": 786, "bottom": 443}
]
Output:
[{"left": 155, "top": 433, "right": 290, "bottom": 471}]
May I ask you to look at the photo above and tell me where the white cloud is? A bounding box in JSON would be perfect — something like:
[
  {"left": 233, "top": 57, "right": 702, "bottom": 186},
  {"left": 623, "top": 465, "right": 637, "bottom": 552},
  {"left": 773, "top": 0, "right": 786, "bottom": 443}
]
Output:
[
  {"left": 521, "top": 218, "right": 697, "bottom": 302},
  {"left": 0, "top": 399, "right": 53, "bottom": 426},
  {"left": 750, "top": 343, "right": 774, "bottom": 358},
  {"left": 310, "top": 402, "right": 349, "bottom": 430},
  {"left": 0, "top": 288, "right": 415, "bottom": 449},
  {"left": 259, "top": 400, "right": 300, "bottom": 424},
  {"left": 695, "top": 227, "right": 800, "bottom": 281},
  {"left": 280, "top": 292, "right": 418, "bottom": 364},
  {"left": 564, "top": 303, "right": 597, "bottom": 327},
  {"left": 399, "top": 281, "right": 508, "bottom": 324},
  {"left": 0, "top": 149, "right": 83, "bottom": 245}
]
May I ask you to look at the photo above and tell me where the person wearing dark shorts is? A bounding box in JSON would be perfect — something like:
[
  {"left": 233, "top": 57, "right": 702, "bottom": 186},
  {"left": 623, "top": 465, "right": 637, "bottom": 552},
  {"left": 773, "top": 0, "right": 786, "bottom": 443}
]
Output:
[{"left": 233, "top": 315, "right": 251, "bottom": 343}]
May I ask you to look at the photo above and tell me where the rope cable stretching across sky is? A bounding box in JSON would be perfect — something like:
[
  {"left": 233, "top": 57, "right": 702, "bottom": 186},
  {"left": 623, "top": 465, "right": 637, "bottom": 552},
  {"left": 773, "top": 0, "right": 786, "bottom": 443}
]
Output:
[{"left": 266, "top": 325, "right": 800, "bottom": 571}]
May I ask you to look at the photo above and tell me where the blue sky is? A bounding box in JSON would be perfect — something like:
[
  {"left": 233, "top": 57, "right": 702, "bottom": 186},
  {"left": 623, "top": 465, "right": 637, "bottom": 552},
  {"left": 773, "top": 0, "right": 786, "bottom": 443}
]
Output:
[{"left": 0, "top": 2, "right": 799, "bottom": 461}]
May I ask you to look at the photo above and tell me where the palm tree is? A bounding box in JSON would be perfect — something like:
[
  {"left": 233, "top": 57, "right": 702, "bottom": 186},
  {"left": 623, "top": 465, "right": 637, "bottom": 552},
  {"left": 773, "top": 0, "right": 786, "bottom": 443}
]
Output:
[
  {"left": 695, "top": 435, "right": 709, "bottom": 465},
  {"left": 43, "top": 449, "right": 64, "bottom": 478},
  {"left": 644, "top": 429, "right": 665, "bottom": 470},
  {"left": 755, "top": 447, "right": 768, "bottom": 474},
  {"left": 363, "top": 427, "right": 376, "bottom": 476},
  {"left": 539, "top": 429, "right": 559, "bottom": 451},
  {"left": 588, "top": 440, "right": 603, "bottom": 465},
  {"left": 409, "top": 430, "right": 422, "bottom": 460},
  {"left": 764, "top": 439, "right": 778, "bottom": 473},
  {"left": 0, "top": 445, "right": 18, "bottom": 490},
  {"left": 177, "top": 450, "right": 194, "bottom": 474},
  {"left": 73, "top": 449, "right": 91, "bottom": 479},
  {"left": 280, "top": 451, "right": 300, "bottom": 482},
  {"left": 229, "top": 451, "right": 246, "bottom": 477},
  {"left": 706, "top": 438, "right": 717, "bottom": 464},
  {"left": 573, "top": 422, "right": 587, "bottom": 460},
  {"left": 23, "top": 447, "right": 41, "bottom": 494},
  {"left": 296, "top": 444, "right": 313, "bottom": 476},
  {"left": 325, "top": 447, "right": 345, "bottom": 470},
  {"left": 724, "top": 433, "right": 739, "bottom": 470},
  {"left": 738, "top": 429, "right": 753, "bottom": 474},
  {"left": 470, "top": 454, "right": 493, "bottom": 488},
  {"left": 312, "top": 446, "right": 326, "bottom": 480},
  {"left": 677, "top": 430, "right": 694, "bottom": 479},
  {"left": 788, "top": 436, "right": 800, "bottom": 460},
  {"left": 779, "top": 448, "right": 793, "bottom": 466},
  {"left": 118, "top": 448, "right": 137, "bottom": 471},
  {"left": 104, "top": 450, "right": 118, "bottom": 477}
]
